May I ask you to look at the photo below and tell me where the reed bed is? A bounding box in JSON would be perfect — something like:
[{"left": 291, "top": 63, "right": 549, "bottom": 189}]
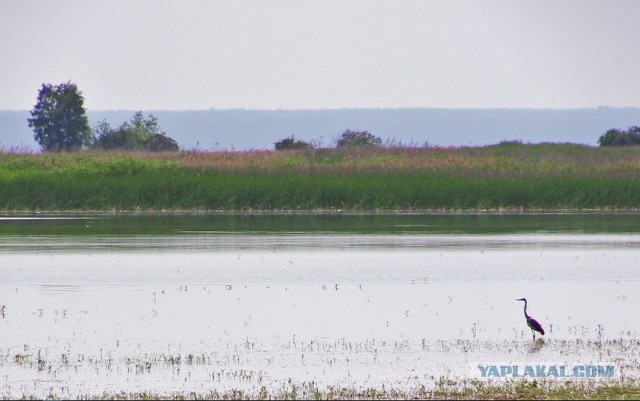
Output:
[{"left": 2, "top": 143, "right": 640, "bottom": 211}]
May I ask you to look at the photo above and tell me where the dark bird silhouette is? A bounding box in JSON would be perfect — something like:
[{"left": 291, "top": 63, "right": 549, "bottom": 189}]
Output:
[{"left": 516, "top": 298, "right": 545, "bottom": 340}]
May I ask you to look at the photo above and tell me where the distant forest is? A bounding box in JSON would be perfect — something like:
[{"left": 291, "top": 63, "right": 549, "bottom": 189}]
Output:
[{"left": 2, "top": 107, "right": 640, "bottom": 152}]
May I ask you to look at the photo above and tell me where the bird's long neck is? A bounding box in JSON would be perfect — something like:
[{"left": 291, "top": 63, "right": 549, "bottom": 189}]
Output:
[{"left": 522, "top": 300, "right": 530, "bottom": 318}]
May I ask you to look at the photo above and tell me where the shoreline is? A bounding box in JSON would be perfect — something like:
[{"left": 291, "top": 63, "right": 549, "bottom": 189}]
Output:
[{"left": 2, "top": 207, "right": 640, "bottom": 216}]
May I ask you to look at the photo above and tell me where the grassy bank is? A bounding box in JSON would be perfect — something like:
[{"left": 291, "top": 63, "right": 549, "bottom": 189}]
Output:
[{"left": 2, "top": 142, "right": 640, "bottom": 212}]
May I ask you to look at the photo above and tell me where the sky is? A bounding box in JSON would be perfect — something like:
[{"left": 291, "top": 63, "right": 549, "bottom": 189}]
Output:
[{"left": 1, "top": 1, "right": 640, "bottom": 111}]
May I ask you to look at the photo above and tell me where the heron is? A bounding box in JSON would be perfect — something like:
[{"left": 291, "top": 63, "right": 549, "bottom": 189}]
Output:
[{"left": 516, "top": 298, "right": 545, "bottom": 340}]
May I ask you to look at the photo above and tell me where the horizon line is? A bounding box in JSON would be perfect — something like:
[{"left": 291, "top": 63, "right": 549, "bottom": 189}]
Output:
[{"left": 2, "top": 105, "right": 639, "bottom": 113}]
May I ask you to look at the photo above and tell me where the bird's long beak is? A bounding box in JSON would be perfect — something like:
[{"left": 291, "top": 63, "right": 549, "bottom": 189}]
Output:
[{"left": 516, "top": 298, "right": 524, "bottom": 301}]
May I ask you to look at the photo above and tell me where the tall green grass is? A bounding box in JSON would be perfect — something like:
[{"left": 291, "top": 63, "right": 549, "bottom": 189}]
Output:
[{"left": 2, "top": 144, "right": 640, "bottom": 211}]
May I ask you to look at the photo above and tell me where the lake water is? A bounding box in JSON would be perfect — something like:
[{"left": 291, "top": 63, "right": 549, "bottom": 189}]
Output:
[{"left": 0, "top": 213, "right": 639, "bottom": 398}]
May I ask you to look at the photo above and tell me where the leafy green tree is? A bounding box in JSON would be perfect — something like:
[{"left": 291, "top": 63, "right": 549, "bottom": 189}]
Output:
[
  {"left": 598, "top": 126, "right": 640, "bottom": 147},
  {"left": 92, "top": 119, "right": 113, "bottom": 140},
  {"left": 336, "top": 129, "right": 382, "bottom": 148},
  {"left": 93, "top": 111, "right": 179, "bottom": 151},
  {"left": 122, "top": 111, "right": 160, "bottom": 145},
  {"left": 28, "top": 81, "right": 94, "bottom": 152},
  {"left": 274, "top": 136, "right": 312, "bottom": 150}
]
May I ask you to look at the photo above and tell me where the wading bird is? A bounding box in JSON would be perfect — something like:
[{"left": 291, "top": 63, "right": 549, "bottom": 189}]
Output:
[{"left": 516, "top": 298, "right": 545, "bottom": 340}]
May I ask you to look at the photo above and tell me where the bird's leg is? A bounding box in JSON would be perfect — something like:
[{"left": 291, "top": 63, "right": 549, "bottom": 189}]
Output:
[{"left": 531, "top": 330, "right": 535, "bottom": 340}]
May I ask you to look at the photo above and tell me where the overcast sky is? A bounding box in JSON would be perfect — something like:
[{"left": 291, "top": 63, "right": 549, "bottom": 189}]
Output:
[{"left": 1, "top": 1, "right": 639, "bottom": 111}]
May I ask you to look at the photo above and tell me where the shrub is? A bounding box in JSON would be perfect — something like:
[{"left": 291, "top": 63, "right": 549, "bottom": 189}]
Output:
[
  {"left": 336, "top": 130, "right": 382, "bottom": 148},
  {"left": 274, "top": 136, "right": 312, "bottom": 150},
  {"left": 93, "top": 112, "right": 179, "bottom": 151},
  {"left": 144, "top": 133, "right": 179, "bottom": 152},
  {"left": 598, "top": 126, "right": 640, "bottom": 147}
]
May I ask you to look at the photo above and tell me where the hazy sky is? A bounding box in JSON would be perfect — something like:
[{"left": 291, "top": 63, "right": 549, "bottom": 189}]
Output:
[{"left": 1, "top": 1, "right": 640, "bottom": 111}]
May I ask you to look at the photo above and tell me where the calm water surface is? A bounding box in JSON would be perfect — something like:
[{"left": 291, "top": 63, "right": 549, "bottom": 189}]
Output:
[{"left": 0, "top": 214, "right": 639, "bottom": 397}]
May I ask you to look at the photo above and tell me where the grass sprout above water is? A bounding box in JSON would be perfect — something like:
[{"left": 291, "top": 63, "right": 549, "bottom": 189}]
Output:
[
  {"left": 7, "top": 380, "right": 640, "bottom": 400},
  {"left": 2, "top": 337, "right": 639, "bottom": 400}
]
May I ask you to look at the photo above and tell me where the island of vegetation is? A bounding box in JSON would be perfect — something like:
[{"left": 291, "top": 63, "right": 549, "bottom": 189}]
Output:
[{"left": 2, "top": 81, "right": 640, "bottom": 213}]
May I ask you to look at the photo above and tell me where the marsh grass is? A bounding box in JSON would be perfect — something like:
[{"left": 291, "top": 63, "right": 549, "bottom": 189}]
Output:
[
  {"left": 3, "top": 143, "right": 640, "bottom": 211},
  {"left": 11, "top": 380, "right": 640, "bottom": 400},
  {"left": 3, "top": 337, "right": 639, "bottom": 400}
]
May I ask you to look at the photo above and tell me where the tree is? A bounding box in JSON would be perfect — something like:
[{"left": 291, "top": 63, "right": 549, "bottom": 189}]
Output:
[
  {"left": 92, "top": 119, "right": 113, "bottom": 141},
  {"left": 336, "top": 129, "right": 382, "bottom": 148},
  {"left": 274, "top": 136, "right": 312, "bottom": 150},
  {"left": 28, "top": 81, "right": 94, "bottom": 152},
  {"left": 93, "top": 111, "right": 179, "bottom": 151},
  {"left": 598, "top": 126, "right": 640, "bottom": 147}
]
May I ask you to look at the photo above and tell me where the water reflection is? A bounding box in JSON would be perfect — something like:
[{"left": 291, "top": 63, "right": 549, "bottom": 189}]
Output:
[
  {"left": 2, "top": 233, "right": 640, "bottom": 253},
  {"left": 3, "top": 212, "right": 640, "bottom": 236}
]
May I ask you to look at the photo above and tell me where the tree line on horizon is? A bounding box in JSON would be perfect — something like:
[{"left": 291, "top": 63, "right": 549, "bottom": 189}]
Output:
[{"left": 25, "top": 81, "right": 640, "bottom": 153}]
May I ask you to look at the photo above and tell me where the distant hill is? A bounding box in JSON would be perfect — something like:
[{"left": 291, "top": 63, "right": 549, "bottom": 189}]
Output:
[{"left": 2, "top": 107, "right": 640, "bottom": 152}]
